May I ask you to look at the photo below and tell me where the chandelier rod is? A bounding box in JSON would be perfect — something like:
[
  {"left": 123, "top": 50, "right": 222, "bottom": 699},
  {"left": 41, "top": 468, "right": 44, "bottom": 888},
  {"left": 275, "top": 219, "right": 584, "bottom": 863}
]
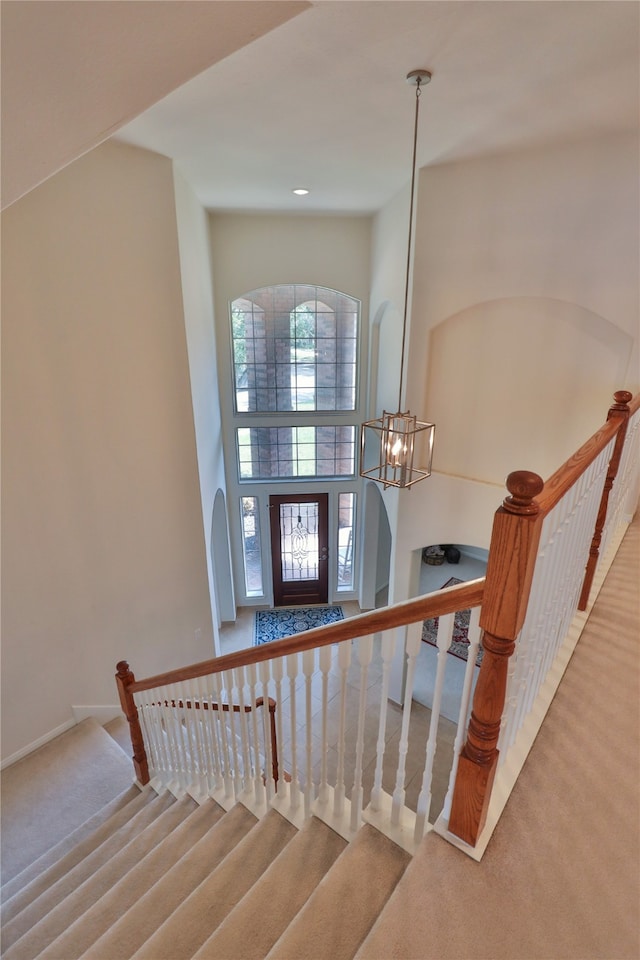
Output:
[{"left": 398, "top": 71, "right": 429, "bottom": 414}]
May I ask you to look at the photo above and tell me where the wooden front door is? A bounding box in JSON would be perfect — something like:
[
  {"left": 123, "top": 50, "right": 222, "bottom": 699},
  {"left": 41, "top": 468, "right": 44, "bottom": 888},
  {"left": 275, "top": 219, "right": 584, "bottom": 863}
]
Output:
[{"left": 269, "top": 494, "right": 329, "bottom": 606}]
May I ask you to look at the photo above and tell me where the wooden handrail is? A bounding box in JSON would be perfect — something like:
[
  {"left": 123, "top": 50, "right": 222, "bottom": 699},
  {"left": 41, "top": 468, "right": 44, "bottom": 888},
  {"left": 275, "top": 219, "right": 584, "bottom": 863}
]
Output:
[
  {"left": 126, "top": 579, "right": 486, "bottom": 694},
  {"left": 535, "top": 390, "right": 639, "bottom": 516}
]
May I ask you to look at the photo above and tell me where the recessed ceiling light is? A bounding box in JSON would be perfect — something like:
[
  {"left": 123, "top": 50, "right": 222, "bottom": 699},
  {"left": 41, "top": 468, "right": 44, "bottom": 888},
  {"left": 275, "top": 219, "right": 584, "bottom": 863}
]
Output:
[{"left": 292, "top": 188, "right": 310, "bottom": 196}]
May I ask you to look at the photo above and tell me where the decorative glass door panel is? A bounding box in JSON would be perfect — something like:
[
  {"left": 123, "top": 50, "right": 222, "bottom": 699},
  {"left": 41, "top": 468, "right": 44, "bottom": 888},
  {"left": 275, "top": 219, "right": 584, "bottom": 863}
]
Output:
[{"left": 269, "top": 494, "right": 329, "bottom": 606}]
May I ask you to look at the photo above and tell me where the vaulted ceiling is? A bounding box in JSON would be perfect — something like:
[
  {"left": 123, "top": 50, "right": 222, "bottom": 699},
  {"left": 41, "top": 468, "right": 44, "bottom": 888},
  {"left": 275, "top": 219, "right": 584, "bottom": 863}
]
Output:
[{"left": 2, "top": 1, "right": 638, "bottom": 214}]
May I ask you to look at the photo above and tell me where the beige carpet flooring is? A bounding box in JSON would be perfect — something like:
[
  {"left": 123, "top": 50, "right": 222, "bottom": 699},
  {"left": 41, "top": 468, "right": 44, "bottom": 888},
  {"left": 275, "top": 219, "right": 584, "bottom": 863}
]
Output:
[
  {"left": 1, "top": 718, "right": 134, "bottom": 882},
  {"left": 357, "top": 514, "right": 640, "bottom": 960}
]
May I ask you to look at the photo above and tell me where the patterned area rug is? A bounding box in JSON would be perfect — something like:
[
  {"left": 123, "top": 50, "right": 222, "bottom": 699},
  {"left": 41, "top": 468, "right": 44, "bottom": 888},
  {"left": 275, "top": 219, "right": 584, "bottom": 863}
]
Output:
[
  {"left": 422, "top": 577, "right": 483, "bottom": 666},
  {"left": 254, "top": 605, "right": 345, "bottom": 645}
]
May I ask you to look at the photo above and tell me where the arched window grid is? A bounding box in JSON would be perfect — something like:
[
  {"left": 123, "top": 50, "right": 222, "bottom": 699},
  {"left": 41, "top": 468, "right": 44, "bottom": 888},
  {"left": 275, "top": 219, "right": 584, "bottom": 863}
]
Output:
[
  {"left": 230, "top": 284, "right": 359, "bottom": 416},
  {"left": 230, "top": 284, "right": 360, "bottom": 484}
]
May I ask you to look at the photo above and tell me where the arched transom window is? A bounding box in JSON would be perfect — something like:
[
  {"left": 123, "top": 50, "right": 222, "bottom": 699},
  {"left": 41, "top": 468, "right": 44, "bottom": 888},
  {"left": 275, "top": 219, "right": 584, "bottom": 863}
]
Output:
[
  {"left": 231, "top": 284, "right": 358, "bottom": 414},
  {"left": 230, "top": 284, "right": 360, "bottom": 482}
]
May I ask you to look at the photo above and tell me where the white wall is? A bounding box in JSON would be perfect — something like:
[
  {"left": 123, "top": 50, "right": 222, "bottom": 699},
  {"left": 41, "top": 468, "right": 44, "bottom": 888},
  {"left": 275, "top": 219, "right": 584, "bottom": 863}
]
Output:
[
  {"left": 365, "top": 187, "right": 413, "bottom": 564},
  {"left": 373, "top": 136, "right": 639, "bottom": 700},
  {"left": 410, "top": 133, "right": 639, "bottom": 486},
  {"left": 1, "top": 141, "right": 214, "bottom": 760},
  {"left": 173, "top": 168, "right": 230, "bottom": 642},
  {"left": 387, "top": 133, "right": 639, "bottom": 572}
]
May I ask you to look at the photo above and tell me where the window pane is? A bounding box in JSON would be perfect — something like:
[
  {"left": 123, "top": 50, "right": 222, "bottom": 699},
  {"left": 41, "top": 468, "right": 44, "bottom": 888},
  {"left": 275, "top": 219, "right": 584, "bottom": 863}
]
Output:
[
  {"left": 230, "top": 285, "right": 359, "bottom": 412},
  {"left": 241, "top": 497, "right": 263, "bottom": 596},
  {"left": 236, "top": 426, "right": 355, "bottom": 480},
  {"left": 337, "top": 493, "right": 355, "bottom": 591}
]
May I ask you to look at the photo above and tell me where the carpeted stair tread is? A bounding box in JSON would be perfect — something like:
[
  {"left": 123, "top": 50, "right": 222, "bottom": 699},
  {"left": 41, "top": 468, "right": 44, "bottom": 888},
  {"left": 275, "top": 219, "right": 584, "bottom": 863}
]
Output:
[
  {"left": 131, "top": 807, "right": 298, "bottom": 960},
  {"left": 0, "top": 784, "right": 141, "bottom": 908},
  {"left": 102, "top": 715, "right": 131, "bottom": 755},
  {"left": 1, "top": 789, "right": 180, "bottom": 956},
  {"left": 80, "top": 801, "right": 259, "bottom": 960},
  {"left": 193, "top": 815, "right": 348, "bottom": 960},
  {"left": 1, "top": 786, "right": 154, "bottom": 926},
  {"left": 36, "top": 797, "right": 226, "bottom": 960},
  {"left": 0, "top": 718, "right": 134, "bottom": 883},
  {"left": 265, "top": 824, "right": 411, "bottom": 960}
]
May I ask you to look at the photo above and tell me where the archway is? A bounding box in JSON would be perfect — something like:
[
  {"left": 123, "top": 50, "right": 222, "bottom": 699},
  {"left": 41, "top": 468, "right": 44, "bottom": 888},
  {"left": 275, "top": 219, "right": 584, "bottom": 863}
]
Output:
[
  {"left": 211, "top": 489, "right": 235, "bottom": 629},
  {"left": 359, "top": 481, "right": 392, "bottom": 610}
]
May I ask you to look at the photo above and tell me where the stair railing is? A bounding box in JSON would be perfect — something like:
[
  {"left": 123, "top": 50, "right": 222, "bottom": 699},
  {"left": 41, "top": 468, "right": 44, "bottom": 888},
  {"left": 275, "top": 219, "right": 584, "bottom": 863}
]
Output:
[
  {"left": 447, "top": 390, "right": 639, "bottom": 850},
  {"left": 116, "top": 577, "right": 485, "bottom": 849},
  {"left": 116, "top": 389, "right": 638, "bottom": 856}
]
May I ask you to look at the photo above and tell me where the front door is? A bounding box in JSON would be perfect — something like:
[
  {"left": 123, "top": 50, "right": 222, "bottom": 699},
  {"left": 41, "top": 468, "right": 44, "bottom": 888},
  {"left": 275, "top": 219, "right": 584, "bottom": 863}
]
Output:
[{"left": 269, "top": 494, "right": 329, "bottom": 606}]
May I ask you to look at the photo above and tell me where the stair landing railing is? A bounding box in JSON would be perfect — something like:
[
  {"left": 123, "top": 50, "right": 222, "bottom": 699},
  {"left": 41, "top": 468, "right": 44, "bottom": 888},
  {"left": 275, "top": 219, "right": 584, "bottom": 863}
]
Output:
[
  {"left": 447, "top": 390, "right": 639, "bottom": 851},
  {"left": 116, "top": 390, "right": 638, "bottom": 857}
]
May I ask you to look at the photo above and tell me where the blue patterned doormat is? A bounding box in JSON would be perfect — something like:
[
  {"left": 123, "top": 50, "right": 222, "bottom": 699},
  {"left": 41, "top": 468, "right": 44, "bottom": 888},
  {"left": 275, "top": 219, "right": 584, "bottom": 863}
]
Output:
[{"left": 254, "top": 606, "right": 345, "bottom": 645}]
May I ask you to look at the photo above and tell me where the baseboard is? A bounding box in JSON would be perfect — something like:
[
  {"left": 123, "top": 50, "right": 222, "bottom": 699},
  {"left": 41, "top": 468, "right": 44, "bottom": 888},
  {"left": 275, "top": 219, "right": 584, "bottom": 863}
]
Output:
[
  {"left": 71, "top": 705, "right": 124, "bottom": 725},
  {"left": 1, "top": 718, "right": 77, "bottom": 770}
]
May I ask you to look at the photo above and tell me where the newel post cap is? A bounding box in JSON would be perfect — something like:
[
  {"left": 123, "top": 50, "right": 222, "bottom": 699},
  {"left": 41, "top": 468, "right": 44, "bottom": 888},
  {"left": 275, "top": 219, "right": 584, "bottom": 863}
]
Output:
[{"left": 503, "top": 470, "right": 544, "bottom": 515}]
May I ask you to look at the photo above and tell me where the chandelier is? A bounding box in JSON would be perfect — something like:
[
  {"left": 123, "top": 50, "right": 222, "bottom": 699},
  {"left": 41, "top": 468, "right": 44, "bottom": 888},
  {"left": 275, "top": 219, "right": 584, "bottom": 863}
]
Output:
[{"left": 360, "top": 70, "right": 435, "bottom": 490}]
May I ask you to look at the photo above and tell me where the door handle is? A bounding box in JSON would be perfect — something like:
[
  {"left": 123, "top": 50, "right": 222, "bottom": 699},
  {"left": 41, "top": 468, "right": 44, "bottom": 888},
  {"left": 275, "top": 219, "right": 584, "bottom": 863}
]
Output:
[{"left": 319, "top": 547, "right": 329, "bottom": 562}]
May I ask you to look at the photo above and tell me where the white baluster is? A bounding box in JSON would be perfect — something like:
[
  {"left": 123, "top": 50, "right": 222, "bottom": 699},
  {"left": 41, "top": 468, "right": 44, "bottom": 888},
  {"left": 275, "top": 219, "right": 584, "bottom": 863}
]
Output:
[
  {"left": 206, "top": 675, "right": 226, "bottom": 795},
  {"left": 287, "top": 653, "right": 301, "bottom": 810},
  {"left": 177, "top": 680, "right": 197, "bottom": 793},
  {"left": 317, "top": 644, "right": 333, "bottom": 805},
  {"left": 369, "top": 630, "right": 396, "bottom": 812},
  {"left": 211, "top": 672, "right": 233, "bottom": 801},
  {"left": 233, "top": 666, "right": 253, "bottom": 799},
  {"left": 135, "top": 694, "right": 159, "bottom": 780},
  {"left": 151, "top": 690, "right": 172, "bottom": 784},
  {"left": 182, "top": 680, "right": 206, "bottom": 798},
  {"left": 414, "top": 612, "right": 453, "bottom": 844},
  {"left": 442, "top": 608, "right": 481, "bottom": 819},
  {"left": 185, "top": 677, "right": 207, "bottom": 797},
  {"left": 302, "top": 648, "right": 316, "bottom": 818},
  {"left": 260, "top": 657, "right": 276, "bottom": 805},
  {"left": 159, "top": 684, "right": 184, "bottom": 792},
  {"left": 249, "top": 662, "right": 267, "bottom": 806},
  {"left": 350, "top": 634, "right": 373, "bottom": 832},
  {"left": 391, "top": 623, "right": 421, "bottom": 825},
  {"left": 223, "top": 669, "right": 243, "bottom": 798},
  {"left": 333, "top": 640, "right": 352, "bottom": 818}
]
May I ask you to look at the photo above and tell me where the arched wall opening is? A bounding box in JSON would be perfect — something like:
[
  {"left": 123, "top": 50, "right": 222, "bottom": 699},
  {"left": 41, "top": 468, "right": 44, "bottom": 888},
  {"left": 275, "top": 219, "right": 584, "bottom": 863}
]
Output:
[
  {"left": 211, "top": 489, "right": 235, "bottom": 641},
  {"left": 424, "top": 297, "right": 633, "bottom": 486},
  {"left": 360, "top": 481, "right": 392, "bottom": 610}
]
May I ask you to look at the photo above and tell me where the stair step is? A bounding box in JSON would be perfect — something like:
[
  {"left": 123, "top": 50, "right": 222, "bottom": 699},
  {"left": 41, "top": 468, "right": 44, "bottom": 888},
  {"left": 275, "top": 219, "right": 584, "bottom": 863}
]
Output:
[
  {"left": 36, "top": 798, "right": 226, "bottom": 960},
  {"left": 131, "top": 807, "right": 297, "bottom": 960},
  {"left": 80, "top": 801, "right": 258, "bottom": 960},
  {"left": 102, "top": 715, "right": 131, "bottom": 755},
  {"left": 1, "top": 785, "right": 154, "bottom": 927},
  {"left": 1, "top": 790, "right": 181, "bottom": 956},
  {"left": 0, "top": 784, "right": 141, "bottom": 908},
  {"left": 193, "top": 816, "right": 347, "bottom": 960},
  {"left": 265, "top": 824, "right": 411, "bottom": 960},
  {"left": 0, "top": 719, "right": 134, "bottom": 885}
]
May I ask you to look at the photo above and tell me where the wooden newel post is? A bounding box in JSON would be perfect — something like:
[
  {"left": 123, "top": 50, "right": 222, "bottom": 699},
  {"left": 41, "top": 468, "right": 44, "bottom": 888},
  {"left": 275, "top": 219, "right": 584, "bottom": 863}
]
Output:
[
  {"left": 578, "top": 390, "right": 633, "bottom": 611},
  {"left": 448, "top": 470, "right": 544, "bottom": 847},
  {"left": 115, "top": 660, "right": 150, "bottom": 786}
]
